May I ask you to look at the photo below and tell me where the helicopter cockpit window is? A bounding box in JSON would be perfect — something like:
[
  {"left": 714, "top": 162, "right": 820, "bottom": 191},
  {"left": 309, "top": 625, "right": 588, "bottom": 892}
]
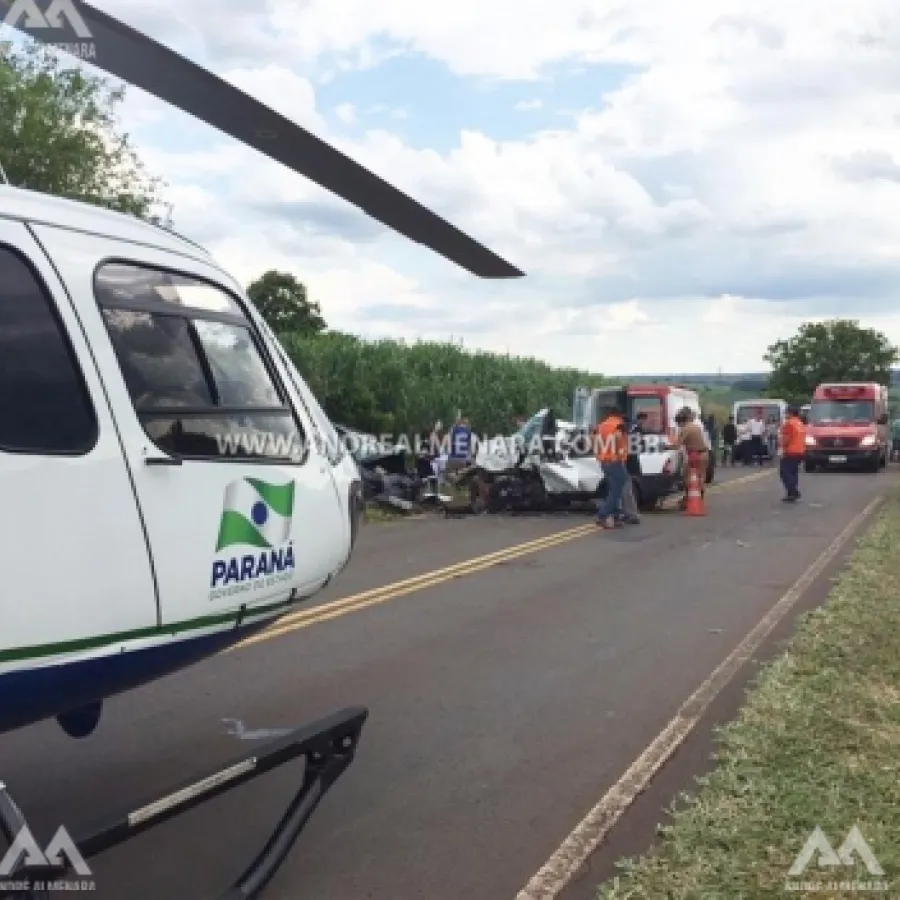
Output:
[
  {"left": 192, "top": 320, "right": 281, "bottom": 407},
  {"left": 94, "top": 262, "right": 306, "bottom": 463},
  {"left": 0, "top": 245, "right": 98, "bottom": 455}
]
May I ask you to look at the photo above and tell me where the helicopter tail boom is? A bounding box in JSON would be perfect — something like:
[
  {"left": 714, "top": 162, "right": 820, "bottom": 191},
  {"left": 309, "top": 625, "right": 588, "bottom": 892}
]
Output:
[{"left": 0, "top": 706, "right": 368, "bottom": 899}]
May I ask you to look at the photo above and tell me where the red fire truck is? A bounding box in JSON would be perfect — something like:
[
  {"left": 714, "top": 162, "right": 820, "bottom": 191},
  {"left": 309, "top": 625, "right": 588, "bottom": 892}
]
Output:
[{"left": 804, "top": 382, "right": 890, "bottom": 472}]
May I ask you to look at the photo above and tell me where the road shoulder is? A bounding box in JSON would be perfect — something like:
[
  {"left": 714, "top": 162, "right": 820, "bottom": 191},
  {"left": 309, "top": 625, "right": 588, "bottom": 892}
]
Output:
[{"left": 587, "top": 482, "right": 900, "bottom": 899}]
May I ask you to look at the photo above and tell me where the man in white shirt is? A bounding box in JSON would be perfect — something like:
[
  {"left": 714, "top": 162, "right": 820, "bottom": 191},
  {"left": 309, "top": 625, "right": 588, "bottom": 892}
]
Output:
[{"left": 748, "top": 411, "right": 766, "bottom": 465}]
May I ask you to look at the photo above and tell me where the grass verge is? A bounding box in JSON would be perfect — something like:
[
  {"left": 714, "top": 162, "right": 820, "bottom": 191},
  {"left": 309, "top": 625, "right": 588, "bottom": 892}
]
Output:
[
  {"left": 598, "top": 484, "right": 900, "bottom": 899},
  {"left": 362, "top": 502, "right": 407, "bottom": 523}
]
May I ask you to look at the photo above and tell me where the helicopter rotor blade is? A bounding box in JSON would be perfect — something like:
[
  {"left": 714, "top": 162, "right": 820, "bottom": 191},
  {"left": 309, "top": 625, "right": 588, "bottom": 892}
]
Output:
[{"left": 0, "top": 0, "right": 525, "bottom": 278}]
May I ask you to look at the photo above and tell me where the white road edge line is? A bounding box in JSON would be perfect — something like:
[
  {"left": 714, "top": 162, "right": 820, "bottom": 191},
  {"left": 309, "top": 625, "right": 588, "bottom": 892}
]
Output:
[{"left": 514, "top": 493, "right": 885, "bottom": 900}]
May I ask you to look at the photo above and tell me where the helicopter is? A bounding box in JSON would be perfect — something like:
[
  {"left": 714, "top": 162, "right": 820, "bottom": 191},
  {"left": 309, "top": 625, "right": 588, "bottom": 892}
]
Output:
[{"left": 0, "top": 1, "right": 523, "bottom": 896}]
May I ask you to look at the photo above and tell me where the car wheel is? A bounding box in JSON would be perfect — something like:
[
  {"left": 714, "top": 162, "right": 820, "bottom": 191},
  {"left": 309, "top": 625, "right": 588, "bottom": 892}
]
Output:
[
  {"left": 469, "top": 473, "right": 490, "bottom": 513},
  {"left": 634, "top": 479, "right": 658, "bottom": 512}
]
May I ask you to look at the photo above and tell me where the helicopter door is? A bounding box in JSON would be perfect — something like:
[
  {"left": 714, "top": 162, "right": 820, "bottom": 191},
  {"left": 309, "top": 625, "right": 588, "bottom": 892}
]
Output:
[
  {"left": 0, "top": 224, "right": 159, "bottom": 659},
  {"left": 32, "top": 227, "right": 347, "bottom": 628}
]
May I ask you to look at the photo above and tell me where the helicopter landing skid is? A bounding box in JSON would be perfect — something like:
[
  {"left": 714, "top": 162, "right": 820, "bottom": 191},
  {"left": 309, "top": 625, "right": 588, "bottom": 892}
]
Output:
[{"left": 0, "top": 706, "right": 368, "bottom": 900}]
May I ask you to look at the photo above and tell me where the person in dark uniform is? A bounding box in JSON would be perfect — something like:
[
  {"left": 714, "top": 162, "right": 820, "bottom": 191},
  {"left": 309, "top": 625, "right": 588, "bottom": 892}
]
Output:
[
  {"left": 705, "top": 414, "right": 717, "bottom": 456},
  {"left": 617, "top": 411, "right": 646, "bottom": 524},
  {"left": 722, "top": 415, "right": 737, "bottom": 465}
]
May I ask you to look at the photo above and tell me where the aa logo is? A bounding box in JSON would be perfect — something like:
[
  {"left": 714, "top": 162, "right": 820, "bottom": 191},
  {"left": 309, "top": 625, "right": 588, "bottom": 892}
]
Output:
[
  {"left": 788, "top": 825, "right": 884, "bottom": 877},
  {"left": 0, "top": 824, "right": 91, "bottom": 877},
  {"left": 1, "top": 0, "right": 92, "bottom": 39}
]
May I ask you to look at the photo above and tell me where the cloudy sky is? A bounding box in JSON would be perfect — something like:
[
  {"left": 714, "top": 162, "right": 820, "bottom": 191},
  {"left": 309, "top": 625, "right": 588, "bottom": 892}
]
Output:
[{"left": 11, "top": 1, "right": 900, "bottom": 374}]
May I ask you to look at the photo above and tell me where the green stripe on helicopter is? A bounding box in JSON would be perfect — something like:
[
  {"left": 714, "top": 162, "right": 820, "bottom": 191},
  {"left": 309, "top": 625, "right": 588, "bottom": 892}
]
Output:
[{"left": 0, "top": 597, "right": 295, "bottom": 664}]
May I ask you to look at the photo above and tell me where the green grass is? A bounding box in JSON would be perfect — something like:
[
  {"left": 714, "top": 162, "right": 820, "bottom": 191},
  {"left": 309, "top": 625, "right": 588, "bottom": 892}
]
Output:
[
  {"left": 362, "top": 503, "right": 404, "bottom": 523},
  {"left": 598, "top": 484, "right": 900, "bottom": 899}
]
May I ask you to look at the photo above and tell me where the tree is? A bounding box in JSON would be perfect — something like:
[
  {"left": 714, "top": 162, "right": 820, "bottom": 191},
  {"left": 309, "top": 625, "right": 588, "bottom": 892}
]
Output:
[
  {"left": 247, "top": 271, "right": 327, "bottom": 336},
  {"left": 0, "top": 41, "right": 165, "bottom": 220},
  {"left": 764, "top": 319, "right": 898, "bottom": 404}
]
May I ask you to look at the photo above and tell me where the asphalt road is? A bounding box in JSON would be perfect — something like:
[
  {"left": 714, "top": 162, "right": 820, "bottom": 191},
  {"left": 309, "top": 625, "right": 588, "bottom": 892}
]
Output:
[{"left": 0, "top": 464, "right": 893, "bottom": 900}]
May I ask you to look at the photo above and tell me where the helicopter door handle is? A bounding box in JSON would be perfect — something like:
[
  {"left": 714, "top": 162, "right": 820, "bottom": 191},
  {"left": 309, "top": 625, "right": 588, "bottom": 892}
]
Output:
[{"left": 145, "top": 455, "right": 183, "bottom": 466}]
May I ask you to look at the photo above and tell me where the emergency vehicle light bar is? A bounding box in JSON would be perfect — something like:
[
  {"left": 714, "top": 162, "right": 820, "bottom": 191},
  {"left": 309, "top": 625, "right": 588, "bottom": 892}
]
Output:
[{"left": 822, "top": 386, "right": 869, "bottom": 398}]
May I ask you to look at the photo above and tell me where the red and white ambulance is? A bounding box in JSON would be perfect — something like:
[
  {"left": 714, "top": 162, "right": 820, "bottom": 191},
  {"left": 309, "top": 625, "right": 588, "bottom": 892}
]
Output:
[{"left": 804, "top": 382, "right": 890, "bottom": 472}]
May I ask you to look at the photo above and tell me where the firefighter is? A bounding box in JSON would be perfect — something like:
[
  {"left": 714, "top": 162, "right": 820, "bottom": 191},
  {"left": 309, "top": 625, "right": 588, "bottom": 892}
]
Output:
[
  {"left": 671, "top": 407, "right": 708, "bottom": 508},
  {"left": 594, "top": 405, "right": 630, "bottom": 529},
  {"left": 778, "top": 405, "right": 806, "bottom": 501}
]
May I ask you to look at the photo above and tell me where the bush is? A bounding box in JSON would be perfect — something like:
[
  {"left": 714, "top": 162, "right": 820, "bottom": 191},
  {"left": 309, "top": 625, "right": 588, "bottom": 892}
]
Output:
[{"left": 278, "top": 331, "right": 605, "bottom": 437}]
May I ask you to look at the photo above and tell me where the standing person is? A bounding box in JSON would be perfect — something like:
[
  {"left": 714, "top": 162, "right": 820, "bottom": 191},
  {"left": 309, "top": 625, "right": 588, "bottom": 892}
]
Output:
[
  {"left": 617, "top": 411, "right": 646, "bottom": 525},
  {"left": 593, "top": 406, "right": 630, "bottom": 530},
  {"left": 722, "top": 415, "right": 737, "bottom": 465},
  {"left": 541, "top": 407, "right": 559, "bottom": 459},
  {"left": 736, "top": 418, "right": 750, "bottom": 465},
  {"left": 428, "top": 420, "right": 446, "bottom": 480},
  {"left": 778, "top": 405, "right": 806, "bottom": 502},
  {"left": 766, "top": 416, "right": 779, "bottom": 461},
  {"left": 445, "top": 414, "right": 473, "bottom": 479},
  {"left": 891, "top": 418, "right": 900, "bottom": 463},
  {"left": 705, "top": 414, "right": 718, "bottom": 458},
  {"left": 748, "top": 409, "right": 766, "bottom": 465},
  {"left": 671, "top": 407, "right": 708, "bottom": 508}
]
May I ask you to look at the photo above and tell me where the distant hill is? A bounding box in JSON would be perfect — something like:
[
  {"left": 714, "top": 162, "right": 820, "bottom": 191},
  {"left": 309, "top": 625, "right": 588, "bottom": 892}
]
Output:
[
  {"left": 618, "top": 370, "right": 900, "bottom": 387},
  {"left": 620, "top": 373, "right": 769, "bottom": 390}
]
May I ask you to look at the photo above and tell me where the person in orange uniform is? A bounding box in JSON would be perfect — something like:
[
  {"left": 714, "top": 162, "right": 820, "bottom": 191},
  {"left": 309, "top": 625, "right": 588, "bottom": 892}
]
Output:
[
  {"left": 779, "top": 404, "right": 806, "bottom": 502},
  {"left": 594, "top": 405, "right": 630, "bottom": 529}
]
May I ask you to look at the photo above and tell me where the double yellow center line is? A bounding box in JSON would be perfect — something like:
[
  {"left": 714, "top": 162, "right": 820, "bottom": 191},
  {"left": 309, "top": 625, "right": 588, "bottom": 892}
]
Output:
[
  {"left": 235, "top": 468, "right": 772, "bottom": 650},
  {"left": 236, "top": 524, "right": 595, "bottom": 648}
]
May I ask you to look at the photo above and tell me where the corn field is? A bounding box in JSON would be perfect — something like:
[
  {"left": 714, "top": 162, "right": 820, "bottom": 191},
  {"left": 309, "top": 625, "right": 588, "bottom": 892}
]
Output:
[{"left": 279, "top": 331, "right": 606, "bottom": 436}]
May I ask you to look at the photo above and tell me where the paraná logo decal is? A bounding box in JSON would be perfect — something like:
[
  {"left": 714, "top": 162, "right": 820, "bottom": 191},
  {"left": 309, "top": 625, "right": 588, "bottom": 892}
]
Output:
[{"left": 210, "top": 478, "right": 296, "bottom": 600}]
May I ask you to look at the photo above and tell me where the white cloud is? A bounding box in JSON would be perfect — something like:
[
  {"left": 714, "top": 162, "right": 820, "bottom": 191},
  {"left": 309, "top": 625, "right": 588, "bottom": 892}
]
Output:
[
  {"left": 363, "top": 104, "right": 409, "bottom": 120},
  {"left": 34, "top": 0, "right": 900, "bottom": 375},
  {"left": 335, "top": 102, "right": 356, "bottom": 123},
  {"left": 222, "top": 66, "right": 323, "bottom": 130}
]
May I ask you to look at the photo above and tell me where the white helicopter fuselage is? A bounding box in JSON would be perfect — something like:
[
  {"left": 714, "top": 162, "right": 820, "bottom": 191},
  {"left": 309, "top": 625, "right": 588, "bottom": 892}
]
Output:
[{"left": 0, "top": 185, "right": 362, "bottom": 736}]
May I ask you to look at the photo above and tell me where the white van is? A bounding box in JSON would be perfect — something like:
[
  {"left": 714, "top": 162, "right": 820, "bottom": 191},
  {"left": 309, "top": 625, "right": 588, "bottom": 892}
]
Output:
[{"left": 732, "top": 398, "right": 787, "bottom": 461}]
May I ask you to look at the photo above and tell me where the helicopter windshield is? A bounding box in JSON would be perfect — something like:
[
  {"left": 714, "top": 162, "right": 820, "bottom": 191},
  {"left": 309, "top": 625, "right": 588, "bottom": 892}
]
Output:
[
  {"left": 95, "top": 262, "right": 306, "bottom": 462},
  {"left": 193, "top": 320, "right": 281, "bottom": 407},
  {"left": 153, "top": 281, "right": 239, "bottom": 315}
]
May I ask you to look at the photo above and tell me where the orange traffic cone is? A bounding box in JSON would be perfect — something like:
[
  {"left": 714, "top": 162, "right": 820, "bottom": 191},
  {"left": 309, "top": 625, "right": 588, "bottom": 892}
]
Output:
[{"left": 683, "top": 463, "right": 706, "bottom": 516}]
